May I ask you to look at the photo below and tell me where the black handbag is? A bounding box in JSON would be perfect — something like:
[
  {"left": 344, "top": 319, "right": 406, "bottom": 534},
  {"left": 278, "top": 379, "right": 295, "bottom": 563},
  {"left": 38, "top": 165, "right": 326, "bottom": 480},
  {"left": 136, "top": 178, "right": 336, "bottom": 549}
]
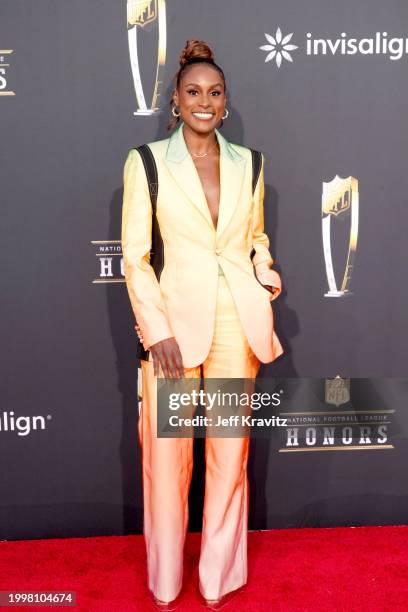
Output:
[{"left": 131, "top": 143, "right": 263, "bottom": 361}]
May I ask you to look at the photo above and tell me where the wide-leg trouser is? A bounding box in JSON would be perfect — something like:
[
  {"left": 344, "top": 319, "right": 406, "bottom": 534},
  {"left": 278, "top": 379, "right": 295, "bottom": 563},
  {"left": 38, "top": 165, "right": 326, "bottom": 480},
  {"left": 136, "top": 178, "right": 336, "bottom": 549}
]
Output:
[{"left": 138, "top": 270, "right": 260, "bottom": 602}]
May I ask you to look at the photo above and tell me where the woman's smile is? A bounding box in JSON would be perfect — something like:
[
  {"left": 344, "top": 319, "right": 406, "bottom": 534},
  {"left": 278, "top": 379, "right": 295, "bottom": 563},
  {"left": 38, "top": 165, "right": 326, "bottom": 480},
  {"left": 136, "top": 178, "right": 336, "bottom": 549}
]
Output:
[{"left": 192, "top": 111, "right": 215, "bottom": 120}]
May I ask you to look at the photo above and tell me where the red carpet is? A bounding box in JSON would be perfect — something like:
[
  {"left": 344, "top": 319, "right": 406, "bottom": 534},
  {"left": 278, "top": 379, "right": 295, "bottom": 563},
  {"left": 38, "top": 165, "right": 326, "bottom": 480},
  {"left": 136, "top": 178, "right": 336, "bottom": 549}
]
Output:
[{"left": 1, "top": 526, "right": 408, "bottom": 611}]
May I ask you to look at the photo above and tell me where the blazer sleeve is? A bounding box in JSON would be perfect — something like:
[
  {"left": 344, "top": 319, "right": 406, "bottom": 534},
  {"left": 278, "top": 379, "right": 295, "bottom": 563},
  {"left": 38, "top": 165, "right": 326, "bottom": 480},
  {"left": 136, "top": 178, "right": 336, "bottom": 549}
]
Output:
[
  {"left": 121, "top": 148, "right": 174, "bottom": 349},
  {"left": 251, "top": 152, "right": 282, "bottom": 300}
]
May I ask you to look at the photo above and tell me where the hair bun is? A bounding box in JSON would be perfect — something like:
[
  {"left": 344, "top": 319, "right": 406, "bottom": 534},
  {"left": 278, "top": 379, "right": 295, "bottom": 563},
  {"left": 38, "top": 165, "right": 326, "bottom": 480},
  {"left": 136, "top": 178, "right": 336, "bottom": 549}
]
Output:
[{"left": 179, "top": 39, "right": 215, "bottom": 66}]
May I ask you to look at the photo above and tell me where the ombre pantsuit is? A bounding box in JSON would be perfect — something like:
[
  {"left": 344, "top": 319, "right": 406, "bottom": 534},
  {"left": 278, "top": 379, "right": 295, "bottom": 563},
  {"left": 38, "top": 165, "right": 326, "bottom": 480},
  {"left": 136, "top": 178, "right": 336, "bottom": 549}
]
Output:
[
  {"left": 139, "top": 268, "right": 260, "bottom": 601},
  {"left": 121, "top": 121, "right": 284, "bottom": 601}
]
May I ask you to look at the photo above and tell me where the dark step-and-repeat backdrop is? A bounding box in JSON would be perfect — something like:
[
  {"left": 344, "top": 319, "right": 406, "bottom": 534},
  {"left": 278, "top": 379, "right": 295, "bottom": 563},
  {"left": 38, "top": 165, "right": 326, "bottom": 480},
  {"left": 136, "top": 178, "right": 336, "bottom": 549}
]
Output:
[{"left": 1, "top": 1, "right": 407, "bottom": 540}]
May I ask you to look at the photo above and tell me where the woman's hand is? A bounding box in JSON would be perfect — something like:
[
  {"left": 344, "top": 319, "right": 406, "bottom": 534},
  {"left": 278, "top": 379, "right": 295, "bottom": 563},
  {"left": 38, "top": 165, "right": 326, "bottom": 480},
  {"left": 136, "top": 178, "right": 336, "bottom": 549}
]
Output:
[
  {"left": 263, "top": 285, "right": 280, "bottom": 299},
  {"left": 149, "top": 337, "right": 185, "bottom": 379},
  {"left": 255, "top": 266, "right": 282, "bottom": 301}
]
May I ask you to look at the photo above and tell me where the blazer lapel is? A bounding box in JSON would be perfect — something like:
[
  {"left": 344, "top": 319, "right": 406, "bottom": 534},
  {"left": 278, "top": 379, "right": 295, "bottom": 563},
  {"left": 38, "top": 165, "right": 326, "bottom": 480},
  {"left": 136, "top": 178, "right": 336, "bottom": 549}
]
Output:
[
  {"left": 163, "top": 122, "right": 246, "bottom": 238},
  {"left": 216, "top": 128, "right": 246, "bottom": 239}
]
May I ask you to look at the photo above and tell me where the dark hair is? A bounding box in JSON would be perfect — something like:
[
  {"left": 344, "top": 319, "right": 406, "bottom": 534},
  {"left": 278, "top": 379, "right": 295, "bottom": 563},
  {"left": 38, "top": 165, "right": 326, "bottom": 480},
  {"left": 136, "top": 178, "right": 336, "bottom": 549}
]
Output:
[{"left": 167, "top": 39, "right": 226, "bottom": 130}]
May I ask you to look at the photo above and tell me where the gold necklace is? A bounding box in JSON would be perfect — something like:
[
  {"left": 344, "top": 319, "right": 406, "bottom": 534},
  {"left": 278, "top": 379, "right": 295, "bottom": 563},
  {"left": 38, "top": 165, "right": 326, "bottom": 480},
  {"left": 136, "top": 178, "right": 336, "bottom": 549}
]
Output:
[{"left": 190, "top": 143, "right": 219, "bottom": 158}]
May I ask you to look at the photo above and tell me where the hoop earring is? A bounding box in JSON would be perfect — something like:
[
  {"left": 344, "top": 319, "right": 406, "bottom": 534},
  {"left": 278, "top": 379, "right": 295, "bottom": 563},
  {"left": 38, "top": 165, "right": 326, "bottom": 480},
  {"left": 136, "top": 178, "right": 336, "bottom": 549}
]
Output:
[
  {"left": 222, "top": 108, "right": 229, "bottom": 120},
  {"left": 172, "top": 106, "right": 181, "bottom": 117}
]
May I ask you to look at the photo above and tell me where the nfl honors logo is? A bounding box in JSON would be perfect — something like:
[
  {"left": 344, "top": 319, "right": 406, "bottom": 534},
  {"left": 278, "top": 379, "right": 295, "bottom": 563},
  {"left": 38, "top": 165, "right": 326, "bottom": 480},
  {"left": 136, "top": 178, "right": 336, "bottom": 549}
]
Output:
[
  {"left": 126, "top": 0, "right": 166, "bottom": 115},
  {"left": 322, "top": 175, "right": 359, "bottom": 297}
]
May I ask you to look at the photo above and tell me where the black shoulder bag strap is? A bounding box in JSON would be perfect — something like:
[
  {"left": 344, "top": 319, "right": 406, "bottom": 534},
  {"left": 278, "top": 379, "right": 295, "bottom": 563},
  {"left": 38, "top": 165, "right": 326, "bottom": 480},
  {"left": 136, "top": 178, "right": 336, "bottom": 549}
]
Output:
[
  {"left": 133, "top": 144, "right": 163, "bottom": 361},
  {"left": 133, "top": 144, "right": 262, "bottom": 361},
  {"left": 250, "top": 148, "right": 263, "bottom": 196},
  {"left": 249, "top": 148, "right": 263, "bottom": 262}
]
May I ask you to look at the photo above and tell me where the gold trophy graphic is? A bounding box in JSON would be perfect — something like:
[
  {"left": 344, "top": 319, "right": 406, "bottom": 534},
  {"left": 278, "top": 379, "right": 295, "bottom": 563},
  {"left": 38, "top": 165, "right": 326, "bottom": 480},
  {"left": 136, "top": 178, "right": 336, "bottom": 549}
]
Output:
[
  {"left": 127, "top": 0, "right": 167, "bottom": 115},
  {"left": 322, "top": 175, "right": 359, "bottom": 297}
]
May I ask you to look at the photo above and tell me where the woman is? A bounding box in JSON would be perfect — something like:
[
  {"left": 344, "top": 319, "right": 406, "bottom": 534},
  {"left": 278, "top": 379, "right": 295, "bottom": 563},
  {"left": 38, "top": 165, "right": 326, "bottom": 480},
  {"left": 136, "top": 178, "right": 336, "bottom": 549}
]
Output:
[{"left": 121, "top": 39, "right": 283, "bottom": 609}]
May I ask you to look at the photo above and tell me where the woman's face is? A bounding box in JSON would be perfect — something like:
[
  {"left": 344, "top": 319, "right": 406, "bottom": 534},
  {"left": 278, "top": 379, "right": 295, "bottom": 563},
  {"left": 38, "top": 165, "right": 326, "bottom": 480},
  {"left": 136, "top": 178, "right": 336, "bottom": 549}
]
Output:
[{"left": 173, "top": 63, "right": 226, "bottom": 134}]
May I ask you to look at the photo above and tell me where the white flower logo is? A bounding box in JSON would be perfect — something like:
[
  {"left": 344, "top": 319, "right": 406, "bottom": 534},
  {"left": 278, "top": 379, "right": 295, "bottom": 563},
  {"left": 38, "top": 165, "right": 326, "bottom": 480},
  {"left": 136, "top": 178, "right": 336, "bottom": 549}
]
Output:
[{"left": 260, "top": 28, "right": 298, "bottom": 69}]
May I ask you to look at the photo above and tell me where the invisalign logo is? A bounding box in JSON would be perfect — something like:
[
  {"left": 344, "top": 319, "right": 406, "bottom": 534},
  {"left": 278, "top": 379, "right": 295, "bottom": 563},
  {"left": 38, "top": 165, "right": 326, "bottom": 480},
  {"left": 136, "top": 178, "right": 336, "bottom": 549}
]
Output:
[
  {"left": 260, "top": 28, "right": 298, "bottom": 69},
  {"left": 0, "top": 411, "right": 52, "bottom": 436},
  {"left": 307, "top": 31, "right": 408, "bottom": 60},
  {"left": 260, "top": 28, "right": 408, "bottom": 69}
]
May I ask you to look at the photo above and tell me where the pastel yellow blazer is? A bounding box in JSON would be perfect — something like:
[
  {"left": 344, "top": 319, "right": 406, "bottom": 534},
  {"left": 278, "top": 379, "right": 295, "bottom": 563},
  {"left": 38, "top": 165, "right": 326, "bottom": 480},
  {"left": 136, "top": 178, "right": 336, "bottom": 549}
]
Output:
[{"left": 121, "top": 121, "right": 283, "bottom": 367}]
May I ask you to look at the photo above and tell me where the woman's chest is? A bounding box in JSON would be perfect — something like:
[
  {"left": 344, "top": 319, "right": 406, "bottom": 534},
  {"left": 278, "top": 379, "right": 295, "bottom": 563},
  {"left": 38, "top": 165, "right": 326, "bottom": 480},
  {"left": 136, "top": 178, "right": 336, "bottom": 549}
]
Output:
[
  {"left": 192, "top": 157, "right": 221, "bottom": 229},
  {"left": 155, "top": 155, "right": 253, "bottom": 233}
]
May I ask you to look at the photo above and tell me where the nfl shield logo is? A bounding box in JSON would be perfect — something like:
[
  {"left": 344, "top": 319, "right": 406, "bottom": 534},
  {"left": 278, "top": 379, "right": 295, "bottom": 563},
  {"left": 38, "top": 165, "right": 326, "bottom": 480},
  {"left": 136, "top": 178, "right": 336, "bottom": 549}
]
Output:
[
  {"left": 127, "top": 0, "right": 157, "bottom": 27},
  {"left": 322, "top": 175, "right": 353, "bottom": 217},
  {"left": 325, "top": 376, "right": 350, "bottom": 407}
]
